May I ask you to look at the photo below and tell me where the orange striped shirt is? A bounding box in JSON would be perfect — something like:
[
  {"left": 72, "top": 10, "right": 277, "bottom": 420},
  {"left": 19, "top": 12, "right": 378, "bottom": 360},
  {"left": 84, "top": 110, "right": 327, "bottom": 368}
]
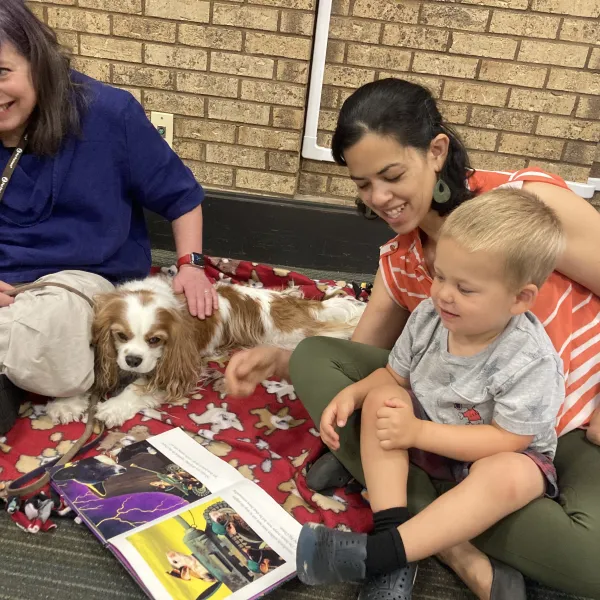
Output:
[{"left": 380, "top": 168, "right": 600, "bottom": 436}]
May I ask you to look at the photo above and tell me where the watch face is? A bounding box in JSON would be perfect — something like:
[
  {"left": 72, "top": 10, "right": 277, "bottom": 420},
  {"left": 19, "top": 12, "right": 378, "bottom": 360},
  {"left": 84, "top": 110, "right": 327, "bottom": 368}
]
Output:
[{"left": 190, "top": 252, "right": 204, "bottom": 266}]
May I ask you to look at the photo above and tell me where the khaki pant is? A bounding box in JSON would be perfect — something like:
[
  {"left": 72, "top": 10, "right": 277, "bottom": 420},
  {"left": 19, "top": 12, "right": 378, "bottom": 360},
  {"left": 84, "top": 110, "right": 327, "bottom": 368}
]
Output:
[{"left": 0, "top": 271, "right": 114, "bottom": 398}]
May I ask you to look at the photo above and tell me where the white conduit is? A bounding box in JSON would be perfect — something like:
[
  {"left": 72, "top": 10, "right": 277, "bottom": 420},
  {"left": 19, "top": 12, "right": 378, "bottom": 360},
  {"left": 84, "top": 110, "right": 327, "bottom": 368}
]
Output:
[{"left": 301, "top": 0, "right": 599, "bottom": 199}]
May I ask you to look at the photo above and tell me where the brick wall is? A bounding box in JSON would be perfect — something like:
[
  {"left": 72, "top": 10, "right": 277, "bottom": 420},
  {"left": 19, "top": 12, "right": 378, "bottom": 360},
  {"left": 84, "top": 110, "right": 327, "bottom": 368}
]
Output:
[{"left": 27, "top": 0, "right": 599, "bottom": 206}]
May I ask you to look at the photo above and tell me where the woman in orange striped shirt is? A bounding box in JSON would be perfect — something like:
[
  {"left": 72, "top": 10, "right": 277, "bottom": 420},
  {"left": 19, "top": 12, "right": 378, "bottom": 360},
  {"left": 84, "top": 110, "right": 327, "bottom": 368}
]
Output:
[{"left": 226, "top": 79, "right": 600, "bottom": 599}]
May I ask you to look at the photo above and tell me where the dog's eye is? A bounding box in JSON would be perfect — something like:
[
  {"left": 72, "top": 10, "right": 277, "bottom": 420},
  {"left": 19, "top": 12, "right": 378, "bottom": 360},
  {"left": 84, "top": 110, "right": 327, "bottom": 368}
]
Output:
[
  {"left": 148, "top": 337, "right": 161, "bottom": 345},
  {"left": 116, "top": 332, "right": 128, "bottom": 342}
]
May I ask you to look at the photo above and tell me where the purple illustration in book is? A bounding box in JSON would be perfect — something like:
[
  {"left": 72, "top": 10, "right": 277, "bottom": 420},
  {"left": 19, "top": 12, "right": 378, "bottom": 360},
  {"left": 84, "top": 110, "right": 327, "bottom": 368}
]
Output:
[{"left": 50, "top": 439, "right": 211, "bottom": 540}]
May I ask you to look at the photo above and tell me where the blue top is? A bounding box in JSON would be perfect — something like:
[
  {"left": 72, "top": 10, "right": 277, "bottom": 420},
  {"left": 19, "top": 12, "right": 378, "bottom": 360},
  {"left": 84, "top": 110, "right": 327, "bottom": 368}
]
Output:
[{"left": 0, "top": 72, "right": 204, "bottom": 284}]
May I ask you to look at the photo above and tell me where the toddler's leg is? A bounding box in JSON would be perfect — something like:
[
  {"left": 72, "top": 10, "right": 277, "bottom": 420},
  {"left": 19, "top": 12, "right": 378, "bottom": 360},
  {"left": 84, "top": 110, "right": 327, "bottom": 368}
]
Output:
[{"left": 586, "top": 406, "right": 600, "bottom": 445}]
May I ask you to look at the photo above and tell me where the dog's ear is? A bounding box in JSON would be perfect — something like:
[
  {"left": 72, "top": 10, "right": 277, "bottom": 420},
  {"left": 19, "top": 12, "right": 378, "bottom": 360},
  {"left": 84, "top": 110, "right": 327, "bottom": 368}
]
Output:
[
  {"left": 148, "top": 307, "right": 204, "bottom": 402},
  {"left": 91, "top": 292, "right": 122, "bottom": 397}
]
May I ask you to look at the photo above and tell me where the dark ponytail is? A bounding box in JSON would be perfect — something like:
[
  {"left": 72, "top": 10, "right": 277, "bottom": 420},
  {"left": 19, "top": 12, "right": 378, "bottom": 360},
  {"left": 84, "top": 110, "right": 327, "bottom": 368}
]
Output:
[{"left": 331, "top": 78, "right": 475, "bottom": 217}]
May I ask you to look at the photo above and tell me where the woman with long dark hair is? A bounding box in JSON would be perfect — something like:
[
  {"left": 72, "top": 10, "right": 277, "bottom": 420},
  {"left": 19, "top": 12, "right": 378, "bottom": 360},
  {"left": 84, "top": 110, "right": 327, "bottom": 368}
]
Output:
[
  {"left": 0, "top": 0, "right": 217, "bottom": 434},
  {"left": 226, "top": 78, "right": 600, "bottom": 599}
]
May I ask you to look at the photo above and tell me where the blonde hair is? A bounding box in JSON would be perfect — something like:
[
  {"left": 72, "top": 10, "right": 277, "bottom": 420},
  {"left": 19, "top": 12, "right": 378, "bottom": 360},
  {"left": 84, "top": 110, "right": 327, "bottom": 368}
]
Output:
[{"left": 440, "top": 188, "right": 564, "bottom": 290}]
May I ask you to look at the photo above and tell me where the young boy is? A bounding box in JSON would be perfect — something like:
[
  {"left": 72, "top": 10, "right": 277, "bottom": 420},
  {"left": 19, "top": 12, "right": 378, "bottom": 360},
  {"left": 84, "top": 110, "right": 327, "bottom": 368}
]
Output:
[{"left": 296, "top": 189, "right": 566, "bottom": 600}]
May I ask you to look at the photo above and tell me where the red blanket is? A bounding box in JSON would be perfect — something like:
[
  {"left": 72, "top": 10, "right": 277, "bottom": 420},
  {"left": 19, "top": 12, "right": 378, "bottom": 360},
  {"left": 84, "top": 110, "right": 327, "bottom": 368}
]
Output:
[{"left": 0, "top": 258, "right": 374, "bottom": 533}]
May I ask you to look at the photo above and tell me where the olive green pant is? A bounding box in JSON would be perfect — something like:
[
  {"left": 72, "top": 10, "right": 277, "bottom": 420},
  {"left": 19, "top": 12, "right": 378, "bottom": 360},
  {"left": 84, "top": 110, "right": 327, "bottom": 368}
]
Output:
[{"left": 290, "top": 336, "right": 600, "bottom": 599}]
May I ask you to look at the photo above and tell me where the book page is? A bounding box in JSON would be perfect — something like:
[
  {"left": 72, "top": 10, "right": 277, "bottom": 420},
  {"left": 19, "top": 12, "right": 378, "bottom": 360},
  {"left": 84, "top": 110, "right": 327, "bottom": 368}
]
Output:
[
  {"left": 110, "top": 480, "right": 301, "bottom": 600},
  {"left": 49, "top": 428, "right": 245, "bottom": 543}
]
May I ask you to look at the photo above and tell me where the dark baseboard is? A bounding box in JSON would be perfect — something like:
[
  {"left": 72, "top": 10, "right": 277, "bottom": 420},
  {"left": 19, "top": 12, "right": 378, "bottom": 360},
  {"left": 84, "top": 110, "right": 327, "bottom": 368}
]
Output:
[{"left": 146, "top": 190, "right": 392, "bottom": 273}]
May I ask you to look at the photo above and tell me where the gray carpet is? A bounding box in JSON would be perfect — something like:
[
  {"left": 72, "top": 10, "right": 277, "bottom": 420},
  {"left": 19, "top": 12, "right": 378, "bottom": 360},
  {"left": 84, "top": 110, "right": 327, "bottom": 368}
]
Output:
[{"left": 0, "top": 253, "right": 588, "bottom": 599}]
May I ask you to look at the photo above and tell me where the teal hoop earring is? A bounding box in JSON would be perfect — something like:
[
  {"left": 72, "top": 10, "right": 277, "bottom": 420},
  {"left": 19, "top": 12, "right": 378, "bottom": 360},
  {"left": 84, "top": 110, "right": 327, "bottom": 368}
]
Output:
[{"left": 433, "top": 178, "right": 451, "bottom": 204}]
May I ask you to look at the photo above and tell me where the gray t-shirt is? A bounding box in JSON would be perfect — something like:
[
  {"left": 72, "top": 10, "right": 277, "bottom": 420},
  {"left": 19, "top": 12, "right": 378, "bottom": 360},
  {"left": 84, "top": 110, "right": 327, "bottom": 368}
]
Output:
[{"left": 389, "top": 299, "right": 565, "bottom": 458}]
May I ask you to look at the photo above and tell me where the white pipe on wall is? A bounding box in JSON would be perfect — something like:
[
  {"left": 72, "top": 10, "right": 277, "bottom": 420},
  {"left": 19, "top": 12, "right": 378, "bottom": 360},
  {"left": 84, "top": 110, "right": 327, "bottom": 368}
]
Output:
[{"left": 301, "top": 0, "right": 597, "bottom": 198}]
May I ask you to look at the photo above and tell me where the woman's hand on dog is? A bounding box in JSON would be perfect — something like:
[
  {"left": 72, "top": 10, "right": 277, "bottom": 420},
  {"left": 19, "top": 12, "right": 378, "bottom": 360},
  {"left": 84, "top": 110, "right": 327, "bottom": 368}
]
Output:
[
  {"left": 320, "top": 388, "right": 359, "bottom": 451},
  {"left": 173, "top": 265, "right": 218, "bottom": 319},
  {"left": 225, "top": 346, "right": 292, "bottom": 398}
]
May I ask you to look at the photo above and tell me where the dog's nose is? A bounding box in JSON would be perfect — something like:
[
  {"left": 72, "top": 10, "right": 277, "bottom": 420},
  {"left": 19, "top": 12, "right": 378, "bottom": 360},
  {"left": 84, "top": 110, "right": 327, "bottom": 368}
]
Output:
[{"left": 125, "top": 355, "right": 142, "bottom": 368}]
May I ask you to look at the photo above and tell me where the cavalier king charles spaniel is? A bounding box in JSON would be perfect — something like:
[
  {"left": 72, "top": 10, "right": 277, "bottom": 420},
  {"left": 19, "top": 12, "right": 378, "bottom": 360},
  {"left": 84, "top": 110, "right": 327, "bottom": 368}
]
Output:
[{"left": 46, "top": 275, "right": 365, "bottom": 427}]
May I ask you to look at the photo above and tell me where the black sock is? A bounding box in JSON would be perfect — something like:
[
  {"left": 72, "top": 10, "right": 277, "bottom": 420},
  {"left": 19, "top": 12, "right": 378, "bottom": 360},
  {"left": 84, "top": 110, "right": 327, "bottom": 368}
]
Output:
[
  {"left": 365, "top": 528, "right": 407, "bottom": 575},
  {"left": 372, "top": 507, "right": 410, "bottom": 533}
]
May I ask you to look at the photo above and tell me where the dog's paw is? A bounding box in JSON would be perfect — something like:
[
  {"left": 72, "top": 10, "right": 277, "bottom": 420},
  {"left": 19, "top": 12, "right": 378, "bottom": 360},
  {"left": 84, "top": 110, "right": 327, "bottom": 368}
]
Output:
[
  {"left": 95, "top": 399, "right": 138, "bottom": 429},
  {"left": 46, "top": 396, "right": 90, "bottom": 425}
]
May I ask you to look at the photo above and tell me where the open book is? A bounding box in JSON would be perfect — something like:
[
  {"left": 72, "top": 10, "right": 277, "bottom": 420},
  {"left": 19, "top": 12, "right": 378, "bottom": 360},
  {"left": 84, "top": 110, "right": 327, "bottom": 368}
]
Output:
[{"left": 49, "top": 428, "right": 301, "bottom": 600}]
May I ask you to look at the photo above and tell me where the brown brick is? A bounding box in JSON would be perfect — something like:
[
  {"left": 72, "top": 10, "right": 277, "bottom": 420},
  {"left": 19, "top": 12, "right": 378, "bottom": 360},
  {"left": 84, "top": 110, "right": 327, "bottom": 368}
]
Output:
[
  {"left": 78, "top": 0, "right": 141, "bottom": 12},
  {"left": 248, "top": 0, "right": 314, "bottom": 9},
  {"left": 479, "top": 60, "right": 547, "bottom": 88},
  {"left": 213, "top": 4, "right": 279, "bottom": 31},
  {"left": 47, "top": 8, "right": 110, "bottom": 34},
  {"left": 528, "top": 160, "right": 590, "bottom": 182},
  {"left": 280, "top": 11, "right": 314, "bottom": 36},
  {"left": 531, "top": 0, "right": 600, "bottom": 18},
  {"left": 177, "top": 72, "right": 238, "bottom": 98},
  {"left": 80, "top": 34, "right": 142, "bottom": 62},
  {"left": 438, "top": 101, "right": 469, "bottom": 125},
  {"left": 27, "top": 0, "right": 72, "bottom": 5},
  {"left": 378, "top": 73, "right": 444, "bottom": 97},
  {"left": 185, "top": 160, "right": 234, "bottom": 187},
  {"left": 298, "top": 172, "right": 328, "bottom": 195},
  {"left": 443, "top": 80, "right": 509, "bottom": 107},
  {"left": 236, "top": 170, "right": 296, "bottom": 195},
  {"left": 352, "top": 0, "right": 419, "bottom": 23},
  {"left": 469, "top": 106, "right": 535, "bottom": 133},
  {"left": 145, "top": 91, "right": 205, "bottom": 117},
  {"left": 329, "top": 17, "right": 381, "bottom": 43},
  {"left": 71, "top": 56, "right": 110, "bottom": 82},
  {"left": 173, "top": 139, "right": 204, "bottom": 161},
  {"left": 272, "top": 107, "right": 305, "bottom": 130},
  {"left": 346, "top": 44, "right": 411, "bottom": 71},
  {"left": 323, "top": 64, "right": 375, "bottom": 88},
  {"left": 329, "top": 176, "right": 357, "bottom": 197},
  {"left": 326, "top": 41, "right": 346, "bottom": 63},
  {"left": 208, "top": 99, "right": 271, "bottom": 125},
  {"left": 277, "top": 60, "right": 309, "bottom": 84},
  {"left": 321, "top": 87, "right": 340, "bottom": 109},
  {"left": 268, "top": 151, "right": 300, "bottom": 173},
  {"left": 413, "top": 53, "right": 478, "bottom": 79},
  {"left": 469, "top": 151, "right": 527, "bottom": 171},
  {"left": 117, "top": 86, "right": 142, "bottom": 103},
  {"left": 518, "top": 40, "right": 588, "bottom": 67},
  {"left": 455, "top": 126, "right": 498, "bottom": 151},
  {"left": 206, "top": 143, "right": 266, "bottom": 169},
  {"left": 450, "top": 33, "right": 517, "bottom": 59},
  {"left": 490, "top": 10, "right": 560, "bottom": 38},
  {"left": 420, "top": 4, "right": 489, "bottom": 32},
  {"left": 332, "top": 0, "right": 350, "bottom": 15},
  {"left": 175, "top": 118, "right": 236, "bottom": 143},
  {"left": 211, "top": 52, "right": 274, "bottom": 79},
  {"left": 112, "top": 16, "right": 175, "bottom": 42},
  {"left": 508, "top": 89, "right": 576, "bottom": 115},
  {"left": 303, "top": 160, "right": 348, "bottom": 176},
  {"left": 576, "top": 97, "right": 600, "bottom": 119},
  {"left": 113, "top": 64, "right": 174, "bottom": 89},
  {"left": 241, "top": 80, "right": 306, "bottom": 108},
  {"left": 145, "top": 0, "right": 210, "bottom": 21},
  {"left": 238, "top": 126, "right": 301, "bottom": 150},
  {"left": 563, "top": 142, "right": 597, "bottom": 165},
  {"left": 547, "top": 69, "right": 600, "bottom": 95},
  {"left": 27, "top": 4, "right": 46, "bottom": 19},
  {"left": 499, "top": 133, "right": 564, "bottom": 159},
  {"left": 145, "top": 44, "right": 207, "bottom": 71},
  {"left": 179, "top": 25, "right": 242, "bottom": 51},
  {"left": 560, "top": 18, "right": 599, "bottom": 43},
  {"left": 56, "top": 31, "right": 79, "bottom": 54},
  {"left": 245, "top": 32, "right": 312, "bottom": 60},
  {"left": 590, "top": 48, "right": 600, "bottom": 70},
  {"left": 382, "top": 25, "right": 449, "bottom": 51},
  {"left": 457, "top": 0, "right": 528, "bottom": 6},
  {"left": 318, "top": 111, "right": 338, "bottom": 132},
  {"left": 536, "top": 116, "right": 600, "bottom": 142}
]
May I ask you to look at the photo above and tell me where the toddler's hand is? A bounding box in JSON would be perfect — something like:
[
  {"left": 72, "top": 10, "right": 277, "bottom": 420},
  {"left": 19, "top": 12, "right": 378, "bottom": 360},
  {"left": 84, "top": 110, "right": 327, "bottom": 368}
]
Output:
[
  {"left": 376, "top": 397, "right": 422, "bottom": 450},
  {"left": 320, "top": 388, "right": 358, "bottom": 451}
]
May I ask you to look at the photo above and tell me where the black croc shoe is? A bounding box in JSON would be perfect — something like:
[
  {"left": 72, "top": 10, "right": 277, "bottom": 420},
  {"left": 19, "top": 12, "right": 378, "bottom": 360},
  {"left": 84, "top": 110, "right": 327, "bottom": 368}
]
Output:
[
  {"left": 306, "top": 452, "right": 353, "bottom": 491},
  {"left": 0, "top": 375, "right": 25, "bottom": 436},
  {"left": 490, "top": 558, "right": 526, "bottom": 600},
  {"left": 358, "top": 563, "right": 418, "bottom": 600}
]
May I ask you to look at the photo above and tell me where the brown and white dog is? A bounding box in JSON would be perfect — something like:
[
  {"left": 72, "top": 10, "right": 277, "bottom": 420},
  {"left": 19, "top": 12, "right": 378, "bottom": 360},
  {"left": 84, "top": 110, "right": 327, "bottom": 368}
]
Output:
[{"left": 46, "top": 275, "right": 365, "bottom": 427}]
